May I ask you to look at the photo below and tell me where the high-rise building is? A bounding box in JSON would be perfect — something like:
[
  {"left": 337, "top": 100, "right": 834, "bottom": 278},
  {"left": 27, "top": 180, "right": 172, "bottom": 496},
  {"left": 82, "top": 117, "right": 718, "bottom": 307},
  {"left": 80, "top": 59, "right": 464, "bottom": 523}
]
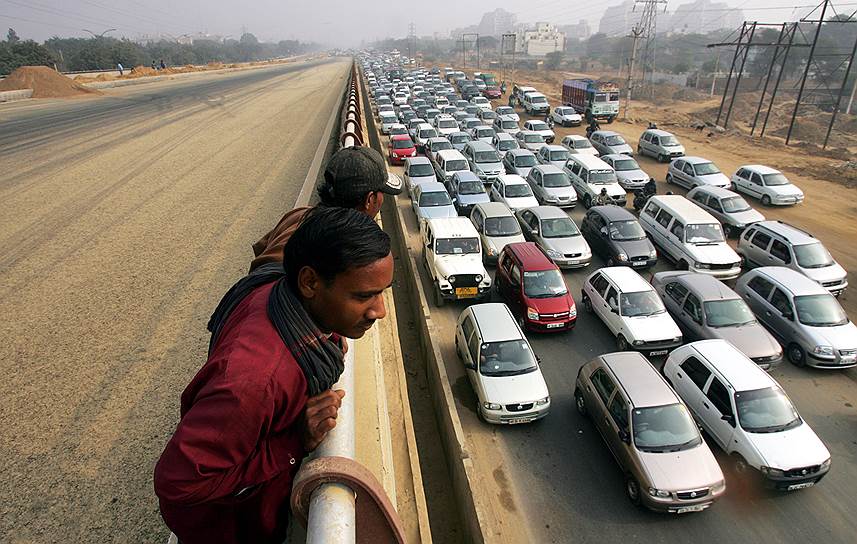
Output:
[
  {"left": 477, "top": 8, "right": 517, "bottom": 38},
  {"left": 515, "top": 22, "right": 566, "bottom": 57},
  {"left": 666, "top": 0, "right": 743, "bottom": 34},
  {"left": 598, "top": 0, "right": 643, "bottom": 37},
  {"left": 560, "top": 19, "right": 592, "bottom": 42}
]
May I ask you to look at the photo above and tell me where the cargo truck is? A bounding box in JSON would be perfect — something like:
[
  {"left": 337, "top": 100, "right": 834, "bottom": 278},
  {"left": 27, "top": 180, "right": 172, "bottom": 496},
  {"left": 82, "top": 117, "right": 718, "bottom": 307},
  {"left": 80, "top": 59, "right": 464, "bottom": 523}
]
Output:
[{"left": 562, "top": 79, "right": 620, "bottom": 123}]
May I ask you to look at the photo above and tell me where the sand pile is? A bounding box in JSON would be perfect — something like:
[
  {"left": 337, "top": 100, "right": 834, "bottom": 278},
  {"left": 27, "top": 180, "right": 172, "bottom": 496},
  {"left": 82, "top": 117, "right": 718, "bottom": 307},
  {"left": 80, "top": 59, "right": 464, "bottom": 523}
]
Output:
[
  {"left": 0, "top": 66, "right": 101, "bottom": 98},
  {"left": 129, "top": 66, "right": 159, "bottom": 78}
]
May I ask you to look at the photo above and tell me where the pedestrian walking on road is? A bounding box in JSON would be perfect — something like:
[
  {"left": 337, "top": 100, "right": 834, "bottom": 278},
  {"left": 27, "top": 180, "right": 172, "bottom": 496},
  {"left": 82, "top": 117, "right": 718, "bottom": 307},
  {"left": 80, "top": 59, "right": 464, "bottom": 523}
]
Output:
[
  {"left": 117, "top": 62, "right": 123, "bottom": 76},
  {"left": 160, "top": 59, "right": 166, "bottom": 70},
  {"left": 154, "top": 206, "right": 393, "bottom": 544},
  {"left": 151, "top": 60, "right": 156, "bottom": 70}
]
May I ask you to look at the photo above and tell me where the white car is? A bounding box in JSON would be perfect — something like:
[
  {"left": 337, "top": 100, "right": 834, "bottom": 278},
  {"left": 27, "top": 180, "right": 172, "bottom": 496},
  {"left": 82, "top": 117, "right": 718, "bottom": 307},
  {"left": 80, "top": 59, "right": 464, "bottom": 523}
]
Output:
[
  {"left": 522, "top": 120, "right": 556, "bottom": 144},
  {"left": 494, "top": 105, "right": 520, "bottom": 123},
  {"left": 664, "top": 340, "right": 831, "bottom": 490},
  {"left": 379, "top": 111, "right": 398, "bottom": 134},
  {"left": 560, "top": 134, "right": 599, "bottom": 157},
  {"left": 489, "top": 174, "right": 539, "bottom": 212},
  {"left": 550, "top": 106, "right": 583, "bottom": 127},
  {"left": 413, "top": 123, "right": 439, "bottom": 151},
  {"left": 581, "top": 266, "right": 683, "bottom": 355},
  {"left": 731, "top": 165, "right": 804, "bottom": 206},
  {"left": 470, "top": 95, "right": 493, "bottom": 111},
  {"left": 403, "top": 156, "right": 438, "bottom": 197},
  {"left": 667, "top": 157, "right": 730, "bottom": 190},
  {"left": 455, "top": 303, "right": 550, "bottom": 424},
  {"left": 433, "top": 114, "right": 460, "bottom": 136},
  {"left": 422, "top": 217, "right": 492, "bottom": 306},
  {"left": 536, "top": 145, "right": 571, "bottom": 169},
  {"left": 515, "top": 130, "right": 548, "bottom": 153}
]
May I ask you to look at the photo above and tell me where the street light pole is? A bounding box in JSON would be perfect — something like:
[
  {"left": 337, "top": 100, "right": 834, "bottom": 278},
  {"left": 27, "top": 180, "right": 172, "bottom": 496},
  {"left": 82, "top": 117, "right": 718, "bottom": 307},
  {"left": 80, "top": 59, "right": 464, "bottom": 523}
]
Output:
[{"left": 83, "top": 28, "right": 117, "bottom": 39}]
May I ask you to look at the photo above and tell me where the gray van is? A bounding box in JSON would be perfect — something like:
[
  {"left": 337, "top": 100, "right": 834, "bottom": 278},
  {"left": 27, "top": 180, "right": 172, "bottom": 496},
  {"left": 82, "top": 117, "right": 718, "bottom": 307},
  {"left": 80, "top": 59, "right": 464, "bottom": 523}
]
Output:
[
  {"left": 637, "top": 129, "right": 685, "bottom": 162},
  {"left": 687, "top": 186, "right": 765, "bottom": 238}
]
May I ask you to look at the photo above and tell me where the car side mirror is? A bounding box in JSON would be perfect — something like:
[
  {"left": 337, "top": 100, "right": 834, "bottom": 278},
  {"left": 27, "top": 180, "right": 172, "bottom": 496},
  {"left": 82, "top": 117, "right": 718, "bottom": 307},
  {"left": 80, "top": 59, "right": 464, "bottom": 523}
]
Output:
[
  {"left": 618, "top": 428, "right": 631, "bottom": 445},
  {"left": 782, "top": 310, "right": 794, "bottom": 321},
  {"left": 530, "top": 228, "right": 538, "bottom": 235},
  {"left": 600, "top": 227, "right": 609, "bottom": 237},
  {"left": 451, "top": 197, "right": 457, "bottom": 203},
  {"left": 721, "top": 414, "right": 736, "bottom": 427},
  {"left": 464, "top": 361, "right": 477, "bottom": 371}
]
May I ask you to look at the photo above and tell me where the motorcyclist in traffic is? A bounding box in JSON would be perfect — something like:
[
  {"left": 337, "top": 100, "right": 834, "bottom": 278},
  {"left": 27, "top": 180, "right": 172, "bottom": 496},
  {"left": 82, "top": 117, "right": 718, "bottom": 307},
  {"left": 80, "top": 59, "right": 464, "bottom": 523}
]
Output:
[
  {"left": 644, "top": 177, "right": 657, "bottom": 195},
  {"left": 592, "top": 188, "right": 612, "bottom": 206},
  {"left": 633, "top": 178, "right": 658, "bottom": 212},
  {"left": 585, "top": 118, "right": 601, "bottom": 139}
]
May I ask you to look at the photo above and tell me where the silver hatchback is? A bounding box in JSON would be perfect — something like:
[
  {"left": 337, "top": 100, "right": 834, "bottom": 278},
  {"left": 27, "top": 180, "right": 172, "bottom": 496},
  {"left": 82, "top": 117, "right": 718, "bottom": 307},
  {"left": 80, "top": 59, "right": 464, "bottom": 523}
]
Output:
[{"left": 515, "top": 206, "right": 592, "bottom": 269}]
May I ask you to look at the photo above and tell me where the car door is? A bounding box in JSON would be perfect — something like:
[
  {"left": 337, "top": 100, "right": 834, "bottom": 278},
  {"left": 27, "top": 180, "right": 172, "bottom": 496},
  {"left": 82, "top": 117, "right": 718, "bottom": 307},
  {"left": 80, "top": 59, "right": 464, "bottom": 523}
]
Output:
[
  {"left": 529, "top": 169, "right": 545, "bottom": 201},
  {"left": 668, "top": 219, "right": 686, "bottom": 262},
  {"left": 749, "top": 172, "right": 766, "bottom": 199},
  {"left": 767, "top": 287, "right": 797, "bottom": 344},
  {"left": 681, "top": 162, "right": 697, "bottom": 188},
  {"left": 768, "top": 238, "right": 793, "bottom": 267},
  {"left": 520, "top": 210, "right": 538, "bottom": 241},
  {"left": 649, "top": 136, "right": 660, "bottom": 157},
  {"left": 662, "top": 281, "right": 690, "bottom": 323},
  {"left": 589, "top": 213, "right": 609, "bottom": 256},
  {"left": 670, "top": 355, "right": 713, "bottom": 425},
  {"left": 606, "top": 392, "right": 633, "bottom": 468},
  {"left": 586, "top": 272, "right": 610, "bottom": 322},
  {"left": 508, "top": 262, "right": 525, "bottom": 318},
  {"left": 490, "top": 180, "right": 502, "bottom": 203},
  {"left": 702, "top": 376, "right": 737, "bottom": 450},
  {"left": 465, "top": 327, "right": 483, "bottom": 398},
  {"left": 602, "top": 284, "right": 623, "bottom": 335},
  {"left": 653, "top": 209, "right": 675, "bottom": 258},
  {"left": 587, "top": 367, "right": 618, "bottom": 446},
  {"left": 742, "top": 274, "right": 776, "bottom": 325},
  {"left": 680, "top": 292, "right": 705, "bottom": 340},
  {"left": 745, "top": 229, "right": 772, "bottom": 267}
]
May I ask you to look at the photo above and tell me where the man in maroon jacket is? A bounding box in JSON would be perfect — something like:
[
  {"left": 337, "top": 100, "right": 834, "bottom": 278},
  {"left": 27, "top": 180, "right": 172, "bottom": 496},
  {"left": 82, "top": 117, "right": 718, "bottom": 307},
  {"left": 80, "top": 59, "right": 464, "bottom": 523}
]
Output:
[{"left": 154, "top": 207, "right": 393, "bottom": 544}]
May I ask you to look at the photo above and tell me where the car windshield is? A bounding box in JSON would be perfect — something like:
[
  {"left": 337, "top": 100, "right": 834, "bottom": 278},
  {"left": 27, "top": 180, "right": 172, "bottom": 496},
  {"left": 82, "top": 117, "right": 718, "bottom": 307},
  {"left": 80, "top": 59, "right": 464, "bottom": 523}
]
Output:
[
  {"left": 479, "top": 339, "right": 538, "bottom": 377},
  {"left": 458, "top": 180, "right": 485, "bottom": 195},
  {"left": 609, "top": 220, "right": 646, "bottom": 241},
  {"left": 721, "top": 195, "right": 752, "bottom": 213},
  {"left": 693, "top": 162, "right": 721, "bottom": 175},
  {"left": 794, "top": 294, "right": 849, "bottom": 327},
  {"left": 556, "top": 108, "right": 573, "bottom": 115},
  {"left": 392, "top": 139, "right": 414, "bottom": 149},
  {"left": 588, "top": 170, "right": 617, "bottom": 184},
  {"left": 498, "top": 140, "right": 518, "bottom": 151},
  {"left": 633, "top": 404, "right": 701, "bottom": 453},
  {"left": 502, "top": 120, "right": 518, "bottom": 129},
  {"left": 573, "top": 139, "right": 593, "bottom": 149},
  {"left": 505, "top": 184, "right": 533, "bottom": 198},
  {"left": 484, "top": 216, "right": 521, "bottom": 236},
  {"left": 549, "top": 150, "right": 570, "bottom": 162},
  {"left": 543, "top": 172, "right": 571, "bottom": 187},
  {"left": 612, "top": 158, "right": 640, "bottom": 171},
  {"left": 604, "top": 135, "right": 626, "bottom": 146},
  {"left": 419, "top": 129, "right": 438, "bottom": 139},
  {"left": 446, "top": 159, "right": 468, "bottom": 171},
  {"left": 451, "top": 134, "right": 471, "bottom": 144},
  {"left": 438, "top": 119, "right": 457, "bottom": 128},
  {"left": 685, "top": 223, "right": 725, "bottom": 244},
  {"left": 419, "top": 191, "right": 452, "bottom": 207},
  {"left": 531, "top": 96, "right": 547, "bottom": 104},
  {"left": 763, "top": 172, "right": 790, "bottom": 186},
  {"left": 735, "top": 387, "right": 802, "bottom": 433},
  {"left": 476, "top": 150, "right": 500, "bottom": 163},
  {"left": 594, "top": 93, "right": 607, "bottom": 103},
  {"left": 409, "top": 163, "right": 434, "bottom": 177},
  {"left": 794, "top": 243, "right": 834, "bottom": 268},
  {"left": 435, "top": 237, "right": 480, "bottom": 255},
  {"left": 660, "top": 135, "right": 680, "bottom": 146},
  {"left": 530, "top": 122, "right": 549, "bottom": 131},
  {"left": 524, "top": 269, "right": 568, "bottom": 298},
  {"left": 524, "top": 133, "right": 543, "bottom": 143},
  {"left": 703, "top": 299, "right": 757, "bottom": 327},
  {"left": 481, "top": 111, "right": 496, "bottom": 119},
  {"left": 496, "top": 107, "right": 513, "bottom": 115},
  {"left": 515, "top": 155, "right": 537, "bottom": 167},
  {"left": 542, "top": 217, "right": 580, "bottom": 238},
  {"left": 620, "top": 290, "right": 666, "bottom": 317},
  {"left": 431, "top": 141, "right": 453, "bottom": 152}
]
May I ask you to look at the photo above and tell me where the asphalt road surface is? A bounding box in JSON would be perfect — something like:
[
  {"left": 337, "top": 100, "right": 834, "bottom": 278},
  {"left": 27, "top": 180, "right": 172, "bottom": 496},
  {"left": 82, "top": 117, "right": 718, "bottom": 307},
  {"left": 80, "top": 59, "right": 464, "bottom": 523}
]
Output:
[
  {"left": 0, "top": 57, "right": 350, "bottom": 543},
  {"left": 383, "top": 113, "right": 857, "bottom": 543}
]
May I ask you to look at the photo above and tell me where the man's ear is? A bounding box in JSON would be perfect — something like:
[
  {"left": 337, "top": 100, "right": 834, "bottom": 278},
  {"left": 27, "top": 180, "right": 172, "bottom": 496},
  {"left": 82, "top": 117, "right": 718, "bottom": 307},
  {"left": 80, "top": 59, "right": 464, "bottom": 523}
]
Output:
[{"left": 297, "top": 266, "right": 321, "bottom": 299}]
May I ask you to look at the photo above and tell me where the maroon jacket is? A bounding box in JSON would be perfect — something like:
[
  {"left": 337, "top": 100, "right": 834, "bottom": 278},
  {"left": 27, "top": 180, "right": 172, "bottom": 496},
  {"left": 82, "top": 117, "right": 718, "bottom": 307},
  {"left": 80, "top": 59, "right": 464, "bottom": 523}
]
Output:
[{"left": 154, "top": 282, "right": 308, "bottom": 544}]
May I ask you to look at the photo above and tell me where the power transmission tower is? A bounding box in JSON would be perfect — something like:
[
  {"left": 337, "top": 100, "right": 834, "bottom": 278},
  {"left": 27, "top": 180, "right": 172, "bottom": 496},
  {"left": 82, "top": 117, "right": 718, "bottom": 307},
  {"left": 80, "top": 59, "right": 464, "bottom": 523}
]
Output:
[
  {"left": 634, "top": 0, "right": 668, "bottom": 96},
  {"left": 408, "top": 22, "right": 416, "bottom": 65},
  {"left": 463, "top": 33, "right": 480, "bottom": 70},
  {"left": 501, "top": 33, "right": 517, "bottom": 86},
  {"left": 624, "top": 27, "right": 644, "bottom": 119}
]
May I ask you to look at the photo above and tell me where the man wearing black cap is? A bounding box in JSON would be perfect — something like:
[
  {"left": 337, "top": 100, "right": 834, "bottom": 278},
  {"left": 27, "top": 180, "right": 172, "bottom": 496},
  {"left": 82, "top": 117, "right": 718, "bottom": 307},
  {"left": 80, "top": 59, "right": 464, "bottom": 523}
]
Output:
[{"left": 249, "top": 146, "right": 402, "bottom": 273}]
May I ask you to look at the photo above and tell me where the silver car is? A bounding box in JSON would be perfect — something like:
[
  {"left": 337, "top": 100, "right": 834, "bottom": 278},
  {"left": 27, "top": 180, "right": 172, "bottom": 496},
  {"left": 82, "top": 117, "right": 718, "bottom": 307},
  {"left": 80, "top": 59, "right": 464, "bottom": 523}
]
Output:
[
  {"left": 494, "top": 105, "right": 520, "bottom": 122},
  {"left": 404, "top": 156, "right": 437, "bottom": 197},
  {"left": 502, "top": 149, "right": 538, "bottom": 178},
  {"left": 463, "top": 141, "right": 503, "bottom": 184},
  {"left": 561, "top": 135, "right": 599, "bottom": 157},
  {"left": 601, "top": 154, "right": 650, "bottom": 191},
  {"left": 515, "top": 130, "right": 548, "bottom": 153},
  {"left": 589, "top": 130, "right": 633, "bottom": 156},
  {"left": 516, "top": 206, "right": 592, "bottom": 269},
  {"left": 637, "top": 128, "right": 685, "bottom": 162},
  {"left": 667, "top": 157, "right": 730, "bottom": 190},
  {"left": 735, "top": 266, "right": 857, "bottom": 369},
  {"left": 470, "top": 202, "right": 526, "bottom": 265},
  {"left": 412, "top": 182, "right": 457, "bottom": 221},
  {"left": 536, "top": 145, "right": 571, "bottom": 169},
  {"left": 448, "top": 131, "right": 473, "bottom": 151},
  {"left": 526, "top": 165, "right": 577, "bottom": 208},
  {"left": 687, "top": 186, "right": 765, "bottom": 238},
  {"left": 493, "top": 115, "right": 521, "bottom": 135},
  {"left": 652, "top": 271, "right": 783, "bottom": 369},
  {"left": 492, "top": 132, "right": 520, "bottom": 159}
]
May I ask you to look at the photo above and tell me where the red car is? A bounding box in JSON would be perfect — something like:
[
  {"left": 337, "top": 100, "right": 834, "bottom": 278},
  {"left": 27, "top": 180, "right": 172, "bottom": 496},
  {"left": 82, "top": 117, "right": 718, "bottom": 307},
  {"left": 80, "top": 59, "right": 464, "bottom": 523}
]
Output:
[
  {"left": 495, "top": 242, "right": 577, "bottom": 332},
  {"left": 483, "top": 87, "right": 502, "bottom": 100},
  {"left": 388, "top": 135, "right": 417, "bottom": 165}
]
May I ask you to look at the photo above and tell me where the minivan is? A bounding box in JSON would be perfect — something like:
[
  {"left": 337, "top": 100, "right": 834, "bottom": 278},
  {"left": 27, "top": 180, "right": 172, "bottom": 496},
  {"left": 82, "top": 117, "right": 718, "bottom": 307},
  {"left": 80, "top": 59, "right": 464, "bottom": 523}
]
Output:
[
  {"left": 664, "top": 340, "right": 830, "bottom": 490},
  {"left": 637, "top": 129, "right": 685, "bottom": 162},
  {"left": 495, "top": 242, "right": 577, "bottom": 332},
  {"left": 522, "top": 92, "right": 550, "bottom": 115},
  {"left": 737, "top": 221, "right": 847, "bottom": 297},
  {"left": 526, "top": 165, "right": 577, "bottom": 208},
  {"left": 563, "top": 154, "right": 627, "bottom": 208},
  {"left": 433, "top": 149, "right": 470, "bottom": 182},
  {"left": 455, "top": 303, "right": 551, "bottom": 424},
  {"left": 574, "top": 352, "right": 725, "bottom": 512},
  {"left": 639, "top": 195, "right": 741, "bottom": 280},
  {"left": 735, "top": 266, "right": 857, "bottom": 368}
]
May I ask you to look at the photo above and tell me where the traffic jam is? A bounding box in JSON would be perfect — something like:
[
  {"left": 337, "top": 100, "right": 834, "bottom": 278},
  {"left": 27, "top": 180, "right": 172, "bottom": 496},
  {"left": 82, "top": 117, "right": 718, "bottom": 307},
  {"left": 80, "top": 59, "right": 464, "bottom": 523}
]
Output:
[{"left": 362, "top": 52, "right": 854, "bottom": 514}]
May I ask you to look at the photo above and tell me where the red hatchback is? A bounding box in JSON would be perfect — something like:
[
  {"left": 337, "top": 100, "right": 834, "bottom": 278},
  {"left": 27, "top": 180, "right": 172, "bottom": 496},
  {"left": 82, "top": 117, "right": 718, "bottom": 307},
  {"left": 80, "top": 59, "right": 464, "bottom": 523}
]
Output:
[
  {"left": 388, "top": 134, "right": 416, "bottom": 165},
  {"left": 495, "top": 242, "right": 577, "bottom": 332}
]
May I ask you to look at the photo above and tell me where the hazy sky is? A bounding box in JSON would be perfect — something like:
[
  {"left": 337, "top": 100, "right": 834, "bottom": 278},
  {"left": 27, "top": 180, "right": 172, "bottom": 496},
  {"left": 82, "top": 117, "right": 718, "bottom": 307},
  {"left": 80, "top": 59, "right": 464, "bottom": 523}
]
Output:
[{"left": 1, "top": 0, "right": 827, "bottom": 46}]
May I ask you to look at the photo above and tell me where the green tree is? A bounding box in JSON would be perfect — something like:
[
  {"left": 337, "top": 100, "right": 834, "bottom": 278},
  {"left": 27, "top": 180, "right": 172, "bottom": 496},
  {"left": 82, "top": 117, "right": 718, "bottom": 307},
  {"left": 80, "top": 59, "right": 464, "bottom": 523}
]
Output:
[
  {"left": 7, "top": 28, "right": 20, "bottom": 43},
  {"left": 0, "top": 39, "right": 57, "bottom": 74},
  {"left": 545, "top": 50, "right": 563, "bottom": 70}
]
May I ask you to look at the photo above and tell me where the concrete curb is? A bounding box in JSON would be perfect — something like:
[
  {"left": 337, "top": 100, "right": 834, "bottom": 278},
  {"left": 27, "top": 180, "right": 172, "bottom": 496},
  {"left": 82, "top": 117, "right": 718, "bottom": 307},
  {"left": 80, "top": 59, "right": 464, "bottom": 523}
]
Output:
[
  {"left": 358, "top": 69, "right": 491, "bottom": 544},
  {"left": 81, "top": 60, "right": 306, "bottom": 90},
  {"left": 0, "top": 89, "right": 33, "bottom": 103}
]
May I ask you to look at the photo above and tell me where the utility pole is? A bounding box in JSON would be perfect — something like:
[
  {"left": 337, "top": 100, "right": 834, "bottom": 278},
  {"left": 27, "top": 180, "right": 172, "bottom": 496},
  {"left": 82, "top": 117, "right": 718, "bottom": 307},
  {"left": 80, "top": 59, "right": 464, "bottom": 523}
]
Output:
[
  {"left": 624, "top": 27, "right": 643, "bottom": 119},
  {"left": 407, "top": 22, "right": 416, "bottom": 65},
  {"left": 709, "top": 51, "right": 720, "bottom": 97},
  {"left": 785, "top": 0, "right": 828, "bottom": 145},
  {"left": 633, "top": 0, "right": 668, "bottom": 96},
  {"left": 847, "top": 74, "right": 857, "bottom": 115}
]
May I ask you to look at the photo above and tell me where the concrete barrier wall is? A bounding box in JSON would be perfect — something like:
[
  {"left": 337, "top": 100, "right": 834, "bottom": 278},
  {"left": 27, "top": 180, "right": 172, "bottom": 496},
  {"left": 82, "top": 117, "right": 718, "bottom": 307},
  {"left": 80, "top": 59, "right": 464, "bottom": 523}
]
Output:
[{"left": 0, "top": 89, "right": 33, "bottom": 103}]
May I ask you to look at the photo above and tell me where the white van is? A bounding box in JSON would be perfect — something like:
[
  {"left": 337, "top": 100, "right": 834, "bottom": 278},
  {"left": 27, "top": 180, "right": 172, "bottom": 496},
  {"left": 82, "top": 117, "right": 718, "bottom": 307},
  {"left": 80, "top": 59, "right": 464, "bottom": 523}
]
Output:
[
  {"left": 639, "top": 195, "right": 741, "bottom": 279},
  {"left": 563, "top": 154, "right": 626, "bottom": 208}
]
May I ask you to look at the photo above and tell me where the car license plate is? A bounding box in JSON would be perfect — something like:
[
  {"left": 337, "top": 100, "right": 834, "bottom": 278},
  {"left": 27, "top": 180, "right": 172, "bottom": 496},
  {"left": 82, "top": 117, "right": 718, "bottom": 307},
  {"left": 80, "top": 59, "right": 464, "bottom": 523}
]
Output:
[
  {"left": 841, "top": 356, "right": 856, "bottom": 364},
  {"left": 546, "top": 322, "right": 564, "bottom": 329},
  {"left": 649, "top": 349, "right": 668, "bottom": 356},
  {"left": 507, "top": 417, "right": 532, "bottom": 425},
  {"left": 675, "top": 504, "right": 707, "bottom": 514},
  {"left": 632, "top": 261, "right": 646, "bottom": 267},
  {"left": 787, "top": 482, "right": 814, "bottom": 491},
  {"left": 455, "top": 287, "right": 478, "bottom": 298}
]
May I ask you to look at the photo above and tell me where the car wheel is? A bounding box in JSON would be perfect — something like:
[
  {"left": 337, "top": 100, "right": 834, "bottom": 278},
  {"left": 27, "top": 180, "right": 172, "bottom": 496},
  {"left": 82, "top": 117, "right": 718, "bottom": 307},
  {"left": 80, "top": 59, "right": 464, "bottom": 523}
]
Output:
[
  {"left": 762, "top": 194, "right": 772, "bottom": 206},
  {"left": 731, "top": 182, "right": 739, "bottom": 192},
  {"left": 625, "top": 475, "right": 642, "bottom": 506},
  {"left": 617, "top": 335, "right": 630, "bottom": 351},
  {"left": 787, "top": 343, "right": 806, "bottom": 367},
  {"left": 476, "top": 401, "right": 486, "bottom": 422},
  {"left": 574, "top": 388, "right": 588, "bottom": 417},
  {"left": 732, "top": 454, "right": 751, "bottom": 475},
  {"left": 582, "top": 293, "right": 593, "bottom": 313},
  {"left": 434, "top": 284, "right": 445, "bottom": 307},
  {"left": 658, "top": 154, "right": 666, "bottom": 163},
  {"left": 584, "top": 194, "right": 593, "bottom": 209},
  {"left": 666, "top": 173, "right": 673, "bottom": 185}
]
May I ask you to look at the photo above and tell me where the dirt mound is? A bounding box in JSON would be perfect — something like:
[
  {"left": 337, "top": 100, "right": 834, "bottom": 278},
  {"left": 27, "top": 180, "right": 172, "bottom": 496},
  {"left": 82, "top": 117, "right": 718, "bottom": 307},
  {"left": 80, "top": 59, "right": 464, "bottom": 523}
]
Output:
[
  {"left": 0, "top": 65, "right": 101, "bottom": 98},
  {"left": 129, "top": 66, "right": 159, "bottom": 78}
]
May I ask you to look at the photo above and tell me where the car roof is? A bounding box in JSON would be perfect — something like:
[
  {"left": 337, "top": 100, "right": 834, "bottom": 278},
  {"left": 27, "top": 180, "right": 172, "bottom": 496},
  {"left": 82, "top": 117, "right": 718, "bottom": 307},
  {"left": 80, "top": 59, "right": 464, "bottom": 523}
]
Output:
[
  {"left": 427, "top": 136, "right": 450, "bottom": 143},
  {"left": 674, "top": 272, "right": 740, "bottom": 300},
  {"left": 644, "top": 129, "right": 674, "bottom": 137},
  {"left": 741, "top": 164, "right": 781, "bottom": 174},
  {"left": 449, "top": 131, "right": 471, "bottom": 138},
  {"left": 593, "top": 130, "right": 621, "bottom": 137},
  {"left": 474, "top": 201, "right": 514, "bottom": 217},
  {"left": 648, "top": 195, "right": 718, "bottom": 223},
  {"left": 498, "top": 114, "right": 518, "bottom": 121},
  {"left": 436, "top": 149, "right": 466, "bottom": 160},
  {"left": 568, "top": 154, "right": 612, "bottom": 169},
  {"left": 425, "top": 216, "right": 478, "bottom": 238},
  {"left": 563, "top": 134, "right": 588, "bottom": 142},
  {"left": 598, "top": 267, "right": 653, "bottom": 293},
  {"left": 417, "top": 182, "right": 447, "bottom": 193},
  {"left": 591, "top": 205, "right": 636, "bottom": 221},
  {"left": 752, "top": 220, "right": 816, "bottom": 245},
  {"left": 452, "top": 170, "right": 481, "bottom": 182},
  {"left": 689, "top": 340, "right": 774, "bottom": 391},
  {"left": 602, "top": 352, "right": 676, "bottom": 408},
  {"left": 470, "top": 303, "right": 522, "bottom": 343},
  {"left": 507, "top": 149, "right": 535, "bottom": 157},
  {"left": 505, "top": 242, "right": 555, "bottom": 270},
  {"left": 681, "top": 156, "right": 713, "bottom": 164},
  {"left": 391, "top": 134, "right": 413, "bottom": 141},
  {"left": 494, "top": 132, "right": 515, "bottom": 141},
  {"left": 543, "top": 145, "right": 566, "bottom": 152},
  {"left": 466, "top": 140, "right": 495, "bottom": 151},
  {"left": 601, "top": 153, "right": 635, "bottom": 161},
  {"left": 524, "top": 91, "right": 546, "bottom": 97},
  {"left": 405, "top": 156, "right": 431, "bottom": 166},
  {"left": 498, "top": 174, "right": 527, "bottom": 185},
  {"left": 417, "top": 122, "right": 434, "bottom": 129},
  {"left": 688, "top": 185, "right": 736, "bottom": 199},
  {"left": 533, "top": 164, "right": 564, "bottom": 174},
  {"left": 527, "top": 205, "right": 568, "bottom": 220},
  {"left": 752, "top": 266, "right": 829, "bottom": 296}
]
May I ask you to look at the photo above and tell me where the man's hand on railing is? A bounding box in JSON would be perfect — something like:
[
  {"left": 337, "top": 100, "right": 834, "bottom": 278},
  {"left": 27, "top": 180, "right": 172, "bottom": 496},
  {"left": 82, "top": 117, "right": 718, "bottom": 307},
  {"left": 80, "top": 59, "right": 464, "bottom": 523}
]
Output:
[{"left": 303, "top": 389, "right": 346, "bottom": 451}]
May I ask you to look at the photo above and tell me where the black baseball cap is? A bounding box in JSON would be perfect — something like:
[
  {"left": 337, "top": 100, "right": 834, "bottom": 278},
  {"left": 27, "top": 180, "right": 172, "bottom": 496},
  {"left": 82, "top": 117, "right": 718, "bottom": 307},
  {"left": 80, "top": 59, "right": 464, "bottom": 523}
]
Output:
[{"left": 322, "top": 147, "right": 403, "bottom": 201}]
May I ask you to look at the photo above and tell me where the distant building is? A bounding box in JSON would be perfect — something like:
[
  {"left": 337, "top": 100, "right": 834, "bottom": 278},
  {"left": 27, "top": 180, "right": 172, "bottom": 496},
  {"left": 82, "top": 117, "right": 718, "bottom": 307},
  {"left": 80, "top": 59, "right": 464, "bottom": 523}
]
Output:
[
  {"left": 666, "top": 0, "right": 743, "bottom": 34},
  {"left": 598, "top": 0, "right": 642, "bottom": 37},
  {"left": 515, "top": 22, "right": 566, "bottom": 57},
  {"left": 560, "top": 19, "right": 592, "bottom": 42},
  {"left": 477, "top": 8, "right": 517, "bottom": 38},
  {"left": 450, "top": 25, "right": 478, "bottom": 39}
]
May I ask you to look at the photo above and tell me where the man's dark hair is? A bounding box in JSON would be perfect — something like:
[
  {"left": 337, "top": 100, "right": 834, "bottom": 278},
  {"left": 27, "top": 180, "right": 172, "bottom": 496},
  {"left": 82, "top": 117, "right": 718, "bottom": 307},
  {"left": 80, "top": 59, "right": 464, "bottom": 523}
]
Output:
[{"left": 283, "top": 206, "right": 391, "bottom": 291}]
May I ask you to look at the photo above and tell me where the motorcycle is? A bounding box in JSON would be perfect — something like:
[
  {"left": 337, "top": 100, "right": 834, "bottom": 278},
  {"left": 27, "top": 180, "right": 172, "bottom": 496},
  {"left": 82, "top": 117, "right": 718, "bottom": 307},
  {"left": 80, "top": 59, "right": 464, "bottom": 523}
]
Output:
[{"left": 633, "top": 188, "right": 656, "bottom": 212}]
